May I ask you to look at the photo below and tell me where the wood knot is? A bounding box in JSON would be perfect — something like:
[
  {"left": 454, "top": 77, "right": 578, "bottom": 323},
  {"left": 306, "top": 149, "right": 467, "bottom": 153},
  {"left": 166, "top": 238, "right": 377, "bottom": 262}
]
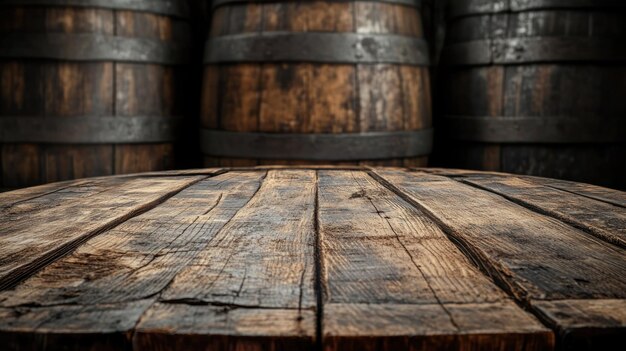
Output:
[{"left": 349, "top": 190, "right": 366, "bottom": 199}]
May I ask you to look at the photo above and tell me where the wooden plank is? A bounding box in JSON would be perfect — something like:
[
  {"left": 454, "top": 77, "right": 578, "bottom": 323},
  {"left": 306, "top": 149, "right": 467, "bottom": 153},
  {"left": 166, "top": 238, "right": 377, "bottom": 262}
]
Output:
[
  {"left": 318, "top": 171, "right": 552, "bottom": 350},
  {"left": 0, "top": 176, "right": 205, "bottom": 291},
  {"left": 0, "top": 300, "right": 153, "bottom": 351},
  {"left": 0, "top": 171, "right": 265, "bottom": 350},
  {"left": 0, "top": 178, "right": 149, "bottom": 221},
  {"left": 417, "top": 168, "right": 626, "bottom": 208},
  {"left": 459, "top": 175, "right": 626, "bottom": 248},
  {"left": 135, "top": 170, "right": 318, "bottom": 350},
  {"left": 134, "top": 303, "right": 316, "bottom": 351},
  {"left": 537, "top": 178, "right": 626, "bottom": 208},
  {"left": 372, "top": 169, "right": 626, "bottom": 349},
  {"left": 533, "top": 299, "right": 626, "bottom": 351},
  {"left": 0, "top": 178, "right": 89, "bottom": 207},
  {"left": 0, "top": 169, "right": 224, "bottom": 215}
]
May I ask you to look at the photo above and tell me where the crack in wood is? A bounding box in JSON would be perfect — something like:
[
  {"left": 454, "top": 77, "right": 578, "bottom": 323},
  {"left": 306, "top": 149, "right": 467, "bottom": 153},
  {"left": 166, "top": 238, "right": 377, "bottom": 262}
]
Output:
[
  {"left": 352, "top": 171, "right": 461, "bottom": 331},
  {"left": 313, "top": 170, "right": 325, "bottom": 351}
]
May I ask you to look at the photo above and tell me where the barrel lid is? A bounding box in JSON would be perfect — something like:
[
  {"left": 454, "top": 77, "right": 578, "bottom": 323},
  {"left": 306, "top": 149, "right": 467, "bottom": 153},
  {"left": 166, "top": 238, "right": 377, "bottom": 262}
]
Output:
[
  {"left": 0, "top": 0, "right": 190, "bottom": 18},
  {"left": 448, "top": 0, "right": 626, "bottom": 19},
  {"left": 211, "top": 0, "right": 422, "bottom": 11}
]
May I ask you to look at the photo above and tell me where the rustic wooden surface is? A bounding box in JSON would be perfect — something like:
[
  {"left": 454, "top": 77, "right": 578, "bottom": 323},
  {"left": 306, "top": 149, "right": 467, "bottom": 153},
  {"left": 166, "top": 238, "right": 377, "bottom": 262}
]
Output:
[
  {"left": 0, "top": 4, "right": 190, "bottom": 188},
  {"left": 202, "top": 2, "right": 431, "bottom": 166},
  {"left": 0, "top": 167, "right": 624, "bottom": 351}
]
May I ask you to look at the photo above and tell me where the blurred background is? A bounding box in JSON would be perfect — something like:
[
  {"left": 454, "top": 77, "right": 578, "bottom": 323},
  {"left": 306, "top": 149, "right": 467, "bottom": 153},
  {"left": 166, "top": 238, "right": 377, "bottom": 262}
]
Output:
[{"left": 0, "top": 0, "right": 624, "bottom": 191}]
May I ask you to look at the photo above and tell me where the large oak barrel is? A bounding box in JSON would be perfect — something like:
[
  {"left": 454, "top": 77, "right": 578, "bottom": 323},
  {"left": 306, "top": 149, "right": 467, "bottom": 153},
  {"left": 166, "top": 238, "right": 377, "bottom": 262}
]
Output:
[
  {"left": 201, "top": 0, "right": 432, "bottom": 167},
  {"left": 0, "top": 0, "right": 191, "bottom": 188},
  {"left": 439, "top": 0, "right": 626, "bottom": 189}
]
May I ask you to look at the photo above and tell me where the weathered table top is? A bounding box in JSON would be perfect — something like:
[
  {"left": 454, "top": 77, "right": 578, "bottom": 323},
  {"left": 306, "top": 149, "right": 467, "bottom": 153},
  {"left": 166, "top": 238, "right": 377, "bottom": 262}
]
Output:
[{"left": 0, "top": 167, "right": 624, "bottom": 351}]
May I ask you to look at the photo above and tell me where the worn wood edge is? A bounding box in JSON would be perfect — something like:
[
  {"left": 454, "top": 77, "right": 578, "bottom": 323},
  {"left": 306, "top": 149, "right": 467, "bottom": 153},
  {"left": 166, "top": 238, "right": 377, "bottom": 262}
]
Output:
[
  {"left": 133, "top": 303, "right": 316, "bottom": 351},
  {"left": 0, "top": 169, "right": 226, "bottom": 205},
  {"left": 0, "top": 299, "right": 154, "bottom": 351},
  {"left": 323, "top": 302, "right": 553, "bottom": 350},
  {"left": 414, "top": 168, "right": 626, "bottom": 208},
  {"left": 456, "top": 177, "right": 626, "bottom": 250},
  {"left": 0, "top": 176, "right": 208, "bottom": 292},
  {"left": 532, "top": 299, "right": 626, "bottom": 351},
  {"left": 0, "top": 179, "right": 91, "bottom": 207}
]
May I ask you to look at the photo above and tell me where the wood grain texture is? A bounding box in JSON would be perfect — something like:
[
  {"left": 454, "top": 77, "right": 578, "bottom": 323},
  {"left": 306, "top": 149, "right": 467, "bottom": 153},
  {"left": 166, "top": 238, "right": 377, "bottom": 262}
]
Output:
[
  {"left": 372, "top": 169, "right": 626, "bottom": 348},
  {"left": 136, "top": 170, "right": 317, "bottom": 349},
  {"left": 0, "top": 176, "right": 204, "bottom": 291},
  {"left": 0, "top": 168, "right": 222, "bottom": 205},
  {"left": 1, "top": 167, "right": 625, "bottom": 350},
  {"left": 324, "top": 303, "right": 552, "bottom": 351},
  {"left": 0, "top": 171, "right": 265, "bottom": 350},
  {"left": 0, "top": 300, "right": 153, "bottom": 351},
  {"left": 0, "top": 177, "right": 87, "bottom": 207},
  {"left": 417, "top": 168, "right": 626, "bottom": 207},
  {"left": 532, "top": 299, "right": 626, "bottom": 351},
  {"left": 0, "top": 178, "right": 123, "bottom": 220},
  {"left": 134, "top": 304, "right": 315, "bottom": 351},
  {"left": 534, "top": 178, "right": 626, "bottom": 208},
  {"left": 459, "top": 175, "right": 626, "bottom": 248},
  {"left": 318, "top": 170, "right": 552, "bottom": 350},
  {"left": 203, "top": 2, "right": 431, "bottom": 166},
  {"left": 0, "top": 172, "right": 264, "bottom": 305}
]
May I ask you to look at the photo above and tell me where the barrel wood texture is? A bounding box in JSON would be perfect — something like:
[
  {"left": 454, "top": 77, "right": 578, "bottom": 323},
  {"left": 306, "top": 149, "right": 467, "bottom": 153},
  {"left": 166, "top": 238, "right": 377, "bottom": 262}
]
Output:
[
  {"left": 438, "top": 0, "right": 626, "bottom": 190},
  {"left": 0, "top": 0, "right": 192, "bottom": 189},
  {"left": 2, "top": 167, "right": 626, "bottom": 350},
  {"left": 201, "top": 0, "right": 432, "bottom": 167}
]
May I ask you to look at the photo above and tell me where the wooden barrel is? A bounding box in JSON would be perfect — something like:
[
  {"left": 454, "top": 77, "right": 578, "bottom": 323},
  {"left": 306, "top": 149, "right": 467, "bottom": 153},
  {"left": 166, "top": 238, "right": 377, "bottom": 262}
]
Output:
[
  {"left": 2, "top": 166, "right": 626, "bottom": 350},
  {"left": 201, "top": 0, "right": 432, "bottom": 167},
  {"left": 0, "top": 0, "right": 191, "bottom": 189},
  {"left": 439, "top": 0, "right": 626, "bottom": 189}
]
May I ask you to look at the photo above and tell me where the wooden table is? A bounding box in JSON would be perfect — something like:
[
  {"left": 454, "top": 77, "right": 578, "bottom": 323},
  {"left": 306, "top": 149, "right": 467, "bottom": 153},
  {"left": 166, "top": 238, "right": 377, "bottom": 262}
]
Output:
[{"left": 0, "top": 167, "right": 624, "bottom": 351}]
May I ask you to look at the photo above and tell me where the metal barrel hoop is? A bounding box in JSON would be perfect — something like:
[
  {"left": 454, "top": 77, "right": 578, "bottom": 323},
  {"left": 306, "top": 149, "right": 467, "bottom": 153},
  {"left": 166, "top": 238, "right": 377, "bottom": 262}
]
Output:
[
  {"left": 442, "top": 37, "right": 626, "bottom": 66},
  {"left": 205, "top": 32, "right": 430, "bottom": 66},
  {"left": 0, "top": 33, "right": 190, "bottom": 65},
  {"left": 443, "top": 116, "right": 626, "bottom": 143},
  {"left": 448, "top": 0, "right": 626, "bottom": 19},
  {"left": 200, "top": 129, "right": 434, "bottom": 160},
  {"left": 211, "top": 0, "right": 422, "bottom": 11},
  {"left": 0, "top": 116, "right": 182, "bottom": 144}
]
